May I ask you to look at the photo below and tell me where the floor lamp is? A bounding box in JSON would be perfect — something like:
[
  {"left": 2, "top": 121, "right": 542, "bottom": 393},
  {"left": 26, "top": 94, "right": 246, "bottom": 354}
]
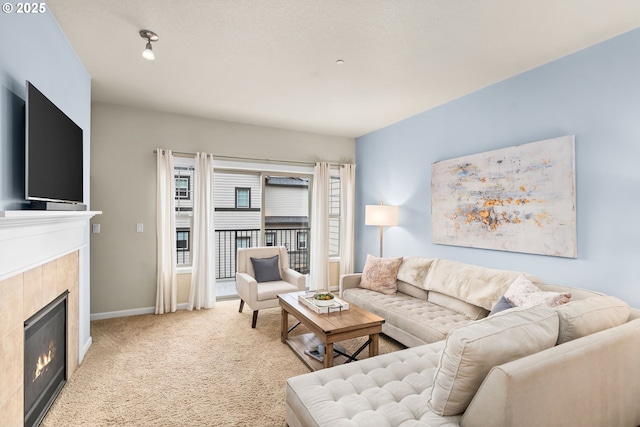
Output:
[{"left": 365, "top": 202, "right": 399, "bottom": 257}]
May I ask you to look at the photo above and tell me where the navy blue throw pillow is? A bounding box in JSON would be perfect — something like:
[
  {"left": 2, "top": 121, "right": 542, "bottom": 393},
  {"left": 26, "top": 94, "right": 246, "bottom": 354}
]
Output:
[{"left": 489, "top": 296, "right": 514, "bottom": 316}]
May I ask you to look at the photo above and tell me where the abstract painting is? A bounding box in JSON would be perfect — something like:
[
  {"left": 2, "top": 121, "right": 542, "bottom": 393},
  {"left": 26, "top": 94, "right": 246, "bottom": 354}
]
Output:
[{"left": 431, "top": 135, "right": 576, "bottom": 258}]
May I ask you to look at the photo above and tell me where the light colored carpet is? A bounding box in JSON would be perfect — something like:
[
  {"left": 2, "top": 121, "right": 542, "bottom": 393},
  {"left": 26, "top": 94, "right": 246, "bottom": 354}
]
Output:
[{"left": 42, "top": 299, "right": 403, "bottom": 427}]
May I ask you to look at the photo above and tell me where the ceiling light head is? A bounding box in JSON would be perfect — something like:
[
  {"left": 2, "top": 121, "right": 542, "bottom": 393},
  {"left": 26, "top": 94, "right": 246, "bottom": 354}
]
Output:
[
  {"left": 142, "top": 42, "right": 155, "bottom": 60},
  {"left": 139, "top": 30, "right": 159, "bottom": 61},
  {"left": 336, "top": 59, "right": 345, "bottom": 65}
]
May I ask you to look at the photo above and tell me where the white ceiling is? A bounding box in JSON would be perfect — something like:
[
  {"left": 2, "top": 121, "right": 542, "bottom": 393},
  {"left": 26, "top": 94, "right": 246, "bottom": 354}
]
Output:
[{"left": 47, "top": 0, "right": 640, "bottom": 138}]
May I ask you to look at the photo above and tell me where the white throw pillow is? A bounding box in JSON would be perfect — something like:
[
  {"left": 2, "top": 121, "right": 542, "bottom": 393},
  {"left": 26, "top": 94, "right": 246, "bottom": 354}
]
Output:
[
  {"left": 505, "top": 274, "right": 571, "bottom": 307},
  {"left": 428, "top": 304, "right": 559, "bottom": 416}
]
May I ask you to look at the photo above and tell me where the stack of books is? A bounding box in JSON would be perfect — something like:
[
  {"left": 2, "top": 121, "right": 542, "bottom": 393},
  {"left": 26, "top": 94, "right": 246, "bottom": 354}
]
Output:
[{"left": 304, "top": 343, "right": 347, "bottom": 363}]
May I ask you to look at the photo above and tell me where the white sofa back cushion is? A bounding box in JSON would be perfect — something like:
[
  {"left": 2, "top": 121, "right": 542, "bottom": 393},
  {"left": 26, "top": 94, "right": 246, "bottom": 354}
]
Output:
[
  {"left": 555, "top": 295, "right": 630, "bottom": 344},
  {"left": 396, "top": 256, "right": 436, "bottom": 290},
  {"left": 424, "top": 259, "right": 541, "bottom": 311},
  {"left": 428, "top": 304, "right": 559, "bottom": 416}
]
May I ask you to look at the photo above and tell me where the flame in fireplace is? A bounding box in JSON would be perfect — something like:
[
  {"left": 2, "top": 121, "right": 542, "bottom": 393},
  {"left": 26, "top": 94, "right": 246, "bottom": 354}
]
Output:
[{"left": 33, "top": 340, "right": 56, "bottom": 382}]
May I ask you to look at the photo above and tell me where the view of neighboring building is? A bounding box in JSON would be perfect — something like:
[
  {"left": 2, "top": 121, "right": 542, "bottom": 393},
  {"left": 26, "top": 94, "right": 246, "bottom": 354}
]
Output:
[
  {"left": 213, "top": 171, "right": 264, "bottom": 278},
  {"left": 174, "top": 163, "right": 195, "bottom": 266},
  {"left": 172, "top": 164, "right": 341, "bottom": 281},
  {"left": 264, "top": 176, "right": 310, "bottom": 273}
]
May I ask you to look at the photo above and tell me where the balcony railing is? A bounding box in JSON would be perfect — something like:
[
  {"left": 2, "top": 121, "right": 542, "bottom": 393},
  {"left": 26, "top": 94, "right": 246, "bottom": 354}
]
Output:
[{"left": 212, "top": 228, "right": 310, "bottom": 279}]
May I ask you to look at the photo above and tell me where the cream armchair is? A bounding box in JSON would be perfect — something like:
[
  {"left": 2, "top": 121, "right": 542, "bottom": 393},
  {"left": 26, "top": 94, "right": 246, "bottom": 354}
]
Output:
[{"left": 236, "top": 246, "right": 306, "bottom": 328}]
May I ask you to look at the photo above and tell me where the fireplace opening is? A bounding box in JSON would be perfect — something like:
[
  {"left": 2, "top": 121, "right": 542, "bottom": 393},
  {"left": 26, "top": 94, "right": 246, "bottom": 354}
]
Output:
[{"left": 24, "top": 291, "right": 68, "bottom": 427}]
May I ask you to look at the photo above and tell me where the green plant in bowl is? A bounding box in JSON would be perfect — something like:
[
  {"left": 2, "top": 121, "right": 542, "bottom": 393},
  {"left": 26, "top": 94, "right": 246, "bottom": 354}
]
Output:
[{"left": 313, "top": 292, "right": 335, "bottom": 306}]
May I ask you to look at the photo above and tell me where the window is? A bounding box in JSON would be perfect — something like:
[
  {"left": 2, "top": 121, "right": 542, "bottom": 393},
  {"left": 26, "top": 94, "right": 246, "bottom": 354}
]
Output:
[
  {"left": 176, "top": 228, "right": 190, "bottom": 265},
  {"left": 175, "top": 176, "right": 191, "bottom": 199},
  {"left": 265, "top": 231, "right": 276, "bottom": 246},
  {"left": 297, "top": 231, "right": 307, "bottom": 250},
  {"left": 175, "top": 166, "right": 194, "bottom": 212},
  {"left": 174, "top": 162, "right": 194, "bottom": 266},
  {"left": 236, "top": 187, "right": 250, "bottom": 208},
  {"left": 236, "top": 236, "right": 251, "bottom": 249},
  {"left": 328, "top": 176, "right": 340, "bottom": 257},
  {"left": 177, "top": 229, "right": 190, "bottom": 251}
]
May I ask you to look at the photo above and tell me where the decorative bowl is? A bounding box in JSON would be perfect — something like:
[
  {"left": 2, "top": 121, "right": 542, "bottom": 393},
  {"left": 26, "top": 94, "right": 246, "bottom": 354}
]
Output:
[{"left": 313, "top": 292, "right": 335, "bottom": 306}]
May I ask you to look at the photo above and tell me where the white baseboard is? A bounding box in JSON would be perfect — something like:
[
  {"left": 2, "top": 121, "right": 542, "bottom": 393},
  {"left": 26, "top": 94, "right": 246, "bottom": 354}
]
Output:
[
  {"left": 80, "top": 336, "right": 92, "bottom": 363},
  {"left": 90, "top": 303, "right": 189, "bottom": 321}
]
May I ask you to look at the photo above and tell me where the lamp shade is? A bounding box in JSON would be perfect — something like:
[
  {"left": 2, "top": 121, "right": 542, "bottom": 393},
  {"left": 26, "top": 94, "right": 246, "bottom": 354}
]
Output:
[{"left": 365, "top": 204, "right": 398, "bottom": 227}]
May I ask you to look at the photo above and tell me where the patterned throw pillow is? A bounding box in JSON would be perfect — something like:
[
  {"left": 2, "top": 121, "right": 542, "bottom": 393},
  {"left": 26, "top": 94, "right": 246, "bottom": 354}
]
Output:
[
  {"left": 359, "top": 254, "right": 403, "bottom": 295},
  {"left": 505, "top": 274, "right": 571, "bottom": 307}
]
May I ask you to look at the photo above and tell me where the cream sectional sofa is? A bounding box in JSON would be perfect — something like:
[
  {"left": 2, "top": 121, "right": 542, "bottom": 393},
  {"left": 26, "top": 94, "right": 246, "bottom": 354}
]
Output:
[
  {"left": 285, "top": 257, "right": 640, "bottom": 427},
  {"left": 340, "top": 257, "right": 551, "bottom": 347}
]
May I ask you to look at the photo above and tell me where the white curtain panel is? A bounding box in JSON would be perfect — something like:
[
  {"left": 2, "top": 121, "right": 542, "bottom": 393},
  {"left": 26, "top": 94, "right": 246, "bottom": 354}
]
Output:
[
  {"left": 310, "top": 162, "right": 330, "bottom": 291},
  {"left": 155, "top": 149, "right": 178, "bottom": 314},
  {"left": 339, "top": 164, "right": 356, "bottom": 276},
  {"left": 189, "top": 152, "right": 216, "bottom": 310}
]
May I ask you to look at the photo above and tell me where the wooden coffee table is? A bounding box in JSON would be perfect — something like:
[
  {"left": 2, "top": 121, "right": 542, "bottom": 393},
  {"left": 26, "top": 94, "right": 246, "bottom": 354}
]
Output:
[{"left": 278, "top": 291, "right": 384, "bottom": 371}]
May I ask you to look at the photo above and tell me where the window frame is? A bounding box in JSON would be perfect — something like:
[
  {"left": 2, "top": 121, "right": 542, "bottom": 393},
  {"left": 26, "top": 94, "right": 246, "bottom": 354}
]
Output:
[
  {"left": 176, "top": 228, "right": 190, "bottom": 252},
  {"left": 174, "top": 159, "right": 195, "bottom": 270},
  {"left": 328, "top": 174, "right": 341, "bottom": 258},
  {"left": 175, "top": 175, "right": 191, "bottom": 200},
  {"left": 235, "top": 187, "right": 251, "bottom": 209},
  {"left": 236, "top": 235, "right": 251, "bottom": 249},
  {"left": 265, "top": 231, "right": 277, "bottom": 246},
  {"left": 297, "top": 231, "right": 308, "bottom": 250}
]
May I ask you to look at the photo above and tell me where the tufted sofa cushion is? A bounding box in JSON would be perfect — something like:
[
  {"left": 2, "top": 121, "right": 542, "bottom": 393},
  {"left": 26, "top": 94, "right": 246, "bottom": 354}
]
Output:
[
  {"left": 343, "top": 288, "right": 475, "bottom": 345},
  {"left": 286, "top": 341, "right": 462, "bottom": 427},
  {"left": 428, "top": 291, "right": 489, "bottom": 320}
]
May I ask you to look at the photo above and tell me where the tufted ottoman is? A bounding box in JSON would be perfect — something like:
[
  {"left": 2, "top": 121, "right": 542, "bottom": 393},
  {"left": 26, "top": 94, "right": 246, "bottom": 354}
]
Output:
[{"left": 285, "top": 341, "right": 461, "bottom": 427}]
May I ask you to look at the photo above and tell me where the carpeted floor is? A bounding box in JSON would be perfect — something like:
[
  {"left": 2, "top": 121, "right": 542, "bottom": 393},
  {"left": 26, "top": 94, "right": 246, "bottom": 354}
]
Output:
[{"left": 42, "top": 299, "right": 403, "bottom": 427}]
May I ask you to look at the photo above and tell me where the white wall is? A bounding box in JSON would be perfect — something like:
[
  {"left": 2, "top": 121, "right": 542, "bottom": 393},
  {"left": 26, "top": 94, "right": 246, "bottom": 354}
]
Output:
[
  {"left": 356, "top": 28, "right": 640, "bottom": 307},
  {"left": 0, "top": 11, "right": 92, "bottom": 360},
  {"left": 90, "top": 102, "right": 354, "bottom": 315}
]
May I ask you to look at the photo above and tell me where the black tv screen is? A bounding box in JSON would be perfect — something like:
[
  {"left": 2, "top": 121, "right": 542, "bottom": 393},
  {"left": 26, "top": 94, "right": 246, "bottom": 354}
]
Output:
[{"left": 26, "top": 81, "right": 84, "bottom": 204}]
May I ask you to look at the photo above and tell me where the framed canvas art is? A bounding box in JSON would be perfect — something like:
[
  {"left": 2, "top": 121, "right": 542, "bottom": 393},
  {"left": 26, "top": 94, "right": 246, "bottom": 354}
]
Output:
[{"left": 431, "top": 135, "right": 576, "bottom": 258}]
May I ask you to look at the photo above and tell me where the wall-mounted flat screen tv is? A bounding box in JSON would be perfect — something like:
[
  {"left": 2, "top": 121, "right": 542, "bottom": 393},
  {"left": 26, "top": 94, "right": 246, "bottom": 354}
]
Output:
[{"left": 26, "top": 81, "right": 84, "bottom": 205}]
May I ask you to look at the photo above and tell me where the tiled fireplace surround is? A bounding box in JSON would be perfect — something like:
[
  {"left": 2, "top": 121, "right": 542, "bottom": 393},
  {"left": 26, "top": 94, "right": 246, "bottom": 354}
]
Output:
[
  {"left": 0, "top": 211, "right": 98, "bottom": 426},
  {"left": 0, "top": 252, "right": 79, "bottom": 424}
]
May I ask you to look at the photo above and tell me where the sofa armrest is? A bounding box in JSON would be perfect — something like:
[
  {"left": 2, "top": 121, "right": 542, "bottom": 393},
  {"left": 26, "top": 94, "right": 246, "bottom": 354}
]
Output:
[
  {"left": 282, "top": 268, "right": 306, "bottom": 291},
  {"left": 339, "top": 273, "right": 362, "bottom": 297},
  {"left": 461, "top": 319, "right": 640, "bottom": 427}
]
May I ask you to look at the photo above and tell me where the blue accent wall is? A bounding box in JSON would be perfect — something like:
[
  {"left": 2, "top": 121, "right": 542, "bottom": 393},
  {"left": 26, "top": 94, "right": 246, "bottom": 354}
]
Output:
[
  {"left": 356, "top": 29, "right": 640, "bottom": 307},
  {"left": 0, "top": 11, "right": 91, "bottom": 209},
  {"left": 0, "top": 10, "right": 92, "bottom": 356}
]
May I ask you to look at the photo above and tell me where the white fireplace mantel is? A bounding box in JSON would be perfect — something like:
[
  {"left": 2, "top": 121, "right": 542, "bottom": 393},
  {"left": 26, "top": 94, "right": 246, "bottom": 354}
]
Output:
[{"left": 0, "top": 210, "right": 101, "bottom": 281}]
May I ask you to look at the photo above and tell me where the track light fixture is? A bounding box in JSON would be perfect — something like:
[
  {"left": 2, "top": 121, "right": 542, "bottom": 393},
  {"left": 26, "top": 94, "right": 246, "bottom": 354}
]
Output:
[{"left": 139, "top": 30, "right": 159, "bottom": 61}]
